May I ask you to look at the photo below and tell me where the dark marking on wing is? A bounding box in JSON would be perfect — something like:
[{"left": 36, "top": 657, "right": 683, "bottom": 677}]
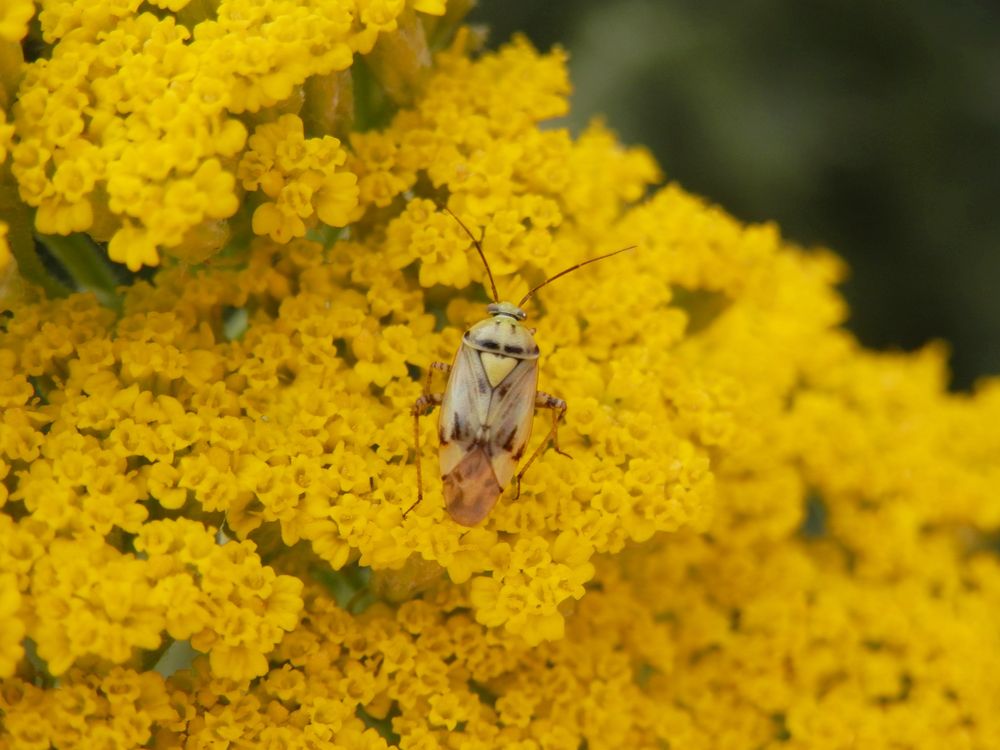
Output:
[
  {"left": 512, "top": 444, "right": 526, "bottom": 460},
  {"left": 496, "top": 382, "right": 511, "bottom": 399},
  {"left": 452, "top": 412, "right": 464, "bottom": 440},
  {"left": 500, "top": 426, "right": 518, "bottom": 451}
]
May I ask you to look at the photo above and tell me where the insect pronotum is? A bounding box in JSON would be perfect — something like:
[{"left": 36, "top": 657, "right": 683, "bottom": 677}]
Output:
[{"left": 407, "top": 209, "right": 635, "bottom": 526}]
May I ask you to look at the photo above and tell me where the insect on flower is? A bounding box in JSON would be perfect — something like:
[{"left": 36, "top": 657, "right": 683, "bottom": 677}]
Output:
[{"left": 407, "top": 209, "right": 635, "bottom": 526}]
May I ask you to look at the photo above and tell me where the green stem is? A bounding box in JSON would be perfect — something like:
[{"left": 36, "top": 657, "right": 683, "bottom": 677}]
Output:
[
  {"left": 39, "top": 232, "right": 122, "bottom": 310},
  {"left": 352, "top": 57, "right": 395, "bottom": 133}
]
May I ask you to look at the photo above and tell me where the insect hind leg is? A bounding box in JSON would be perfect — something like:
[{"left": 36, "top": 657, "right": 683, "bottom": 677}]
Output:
[
  {"left": 540, "top": 393, "right": 571, "bottom": 458},
  {"left": 513, "top": 392, "right": 570, "bottom": 500}
]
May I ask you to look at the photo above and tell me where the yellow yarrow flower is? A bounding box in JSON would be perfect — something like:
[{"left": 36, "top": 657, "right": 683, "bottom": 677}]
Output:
[
  {"left": 239, "top": 114, "right": 359, "bottom": 243},
  {"left": 2, "top": 2, "right": 1000, "bottom": 749}
]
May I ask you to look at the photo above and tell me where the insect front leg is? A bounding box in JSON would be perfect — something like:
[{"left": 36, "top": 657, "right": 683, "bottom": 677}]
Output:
[
  {"left": 513, "top": 392, "right": 570, "bottom": 500},
  {"left": 404, "top": 362, "right": 451, "bottom": 519}
]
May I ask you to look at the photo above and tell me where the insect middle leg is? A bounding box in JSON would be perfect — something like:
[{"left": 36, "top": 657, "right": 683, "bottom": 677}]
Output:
[
  {"left": 405, "top": 362, "right": 451, "bottom": 518},
  {"left": 513, "top": 391, "right": 569, "bottom": 500}
]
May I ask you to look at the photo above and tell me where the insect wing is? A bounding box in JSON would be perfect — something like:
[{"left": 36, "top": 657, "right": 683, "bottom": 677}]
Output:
[
  {"left": 484, "top": 357, "right": 537, "bottom": 488},
  {"left": 443, "top": 446, "right": 502, "bottom": 526},
  {"left": 438, "top": 343, "right": 490, "bottom": 473},
  {"left": 438, "top": 344, "right": 499, "bottom": 525}
]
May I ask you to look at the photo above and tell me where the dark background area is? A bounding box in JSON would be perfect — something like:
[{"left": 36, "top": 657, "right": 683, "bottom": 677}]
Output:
[{"left": 468, "top": 0, "right": 1000, "bottom": 389}]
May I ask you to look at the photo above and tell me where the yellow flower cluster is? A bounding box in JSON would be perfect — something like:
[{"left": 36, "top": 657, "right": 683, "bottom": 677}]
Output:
[
  {"left": 238, "top": 113, "right": 358, "bottom": 243},
  {"left": 0, "top": 581, "right": 675, "bottom": 749},
  {"left": 3, "top": 2, "right": 1000, "bottom": 748},
  {"left": 7, "top": 0, "right": 440, "bottom": 270},
  {"left": 2, "top": 667, "right": 178, "bottom": 749}
]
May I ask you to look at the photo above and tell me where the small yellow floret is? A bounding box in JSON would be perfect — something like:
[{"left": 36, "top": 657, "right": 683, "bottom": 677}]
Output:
[{"left": 0, "top": 0, "right": 34, "bottom": 43}]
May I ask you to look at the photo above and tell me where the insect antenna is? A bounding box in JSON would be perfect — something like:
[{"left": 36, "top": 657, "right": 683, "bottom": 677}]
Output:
[
  {"left": 443, "top": 207, "right": 500, "bottom": 303},
  {"left": 518, "top": 245, "right": 637, "bottom": 308}
]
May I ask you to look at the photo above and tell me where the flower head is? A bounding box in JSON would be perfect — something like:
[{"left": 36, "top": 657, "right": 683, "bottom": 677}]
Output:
[{"left": 2, "top": 2, "right": 1000, "bottom": 748}]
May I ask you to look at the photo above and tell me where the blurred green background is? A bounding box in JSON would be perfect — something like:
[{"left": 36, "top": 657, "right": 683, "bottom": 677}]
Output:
[{"left": 469, "top": 0, "right": 1000, "bottom": 389}]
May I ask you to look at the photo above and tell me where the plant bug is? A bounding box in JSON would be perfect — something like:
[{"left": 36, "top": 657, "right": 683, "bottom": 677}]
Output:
[{"left": 407, "top": 209, "right": 635, "bottom": 526}]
